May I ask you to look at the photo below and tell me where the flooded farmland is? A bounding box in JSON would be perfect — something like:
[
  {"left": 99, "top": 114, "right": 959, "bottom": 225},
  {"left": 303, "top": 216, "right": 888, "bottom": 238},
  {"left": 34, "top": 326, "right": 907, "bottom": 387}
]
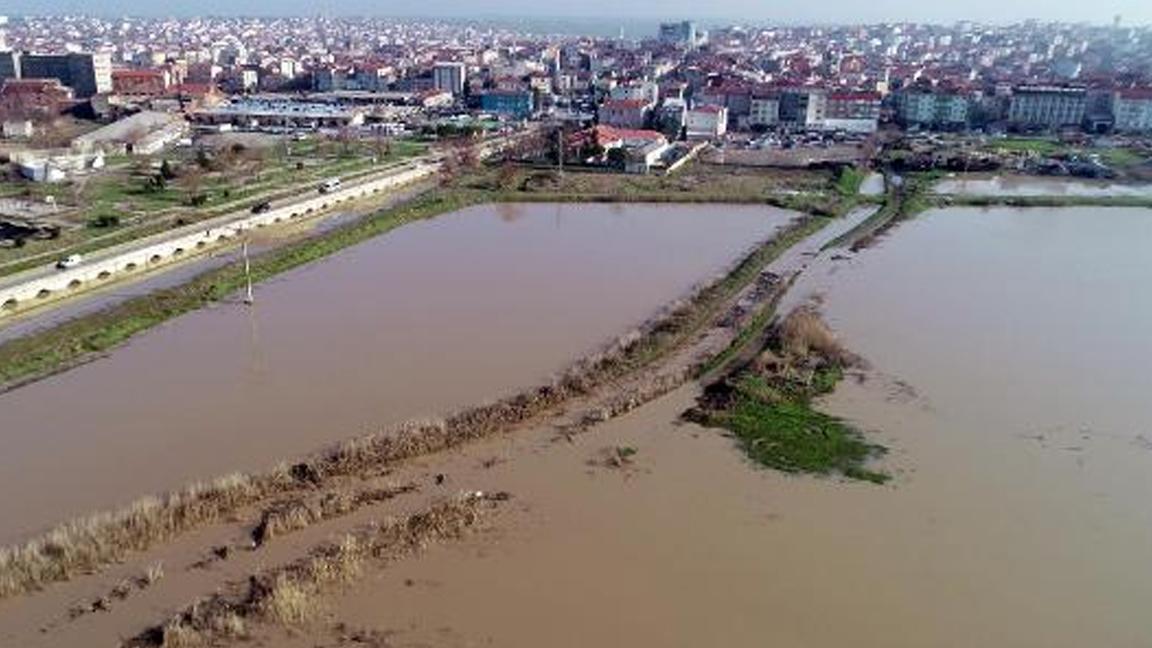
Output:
[
  {"left": 0, "top": 202, "right": 793, "bottom": 544},
  {"left": 933, "top": 174, "right": 1152, "bottom": 197},
  {"left": 289, "top": 205, "right": 1152, "bottom": 648}
]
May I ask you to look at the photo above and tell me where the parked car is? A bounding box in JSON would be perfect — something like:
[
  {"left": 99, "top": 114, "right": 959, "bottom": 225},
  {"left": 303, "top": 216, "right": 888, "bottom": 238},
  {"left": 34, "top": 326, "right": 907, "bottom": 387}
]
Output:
[
  {"left": 55, "top": 254, "right": 83, "bottom": 270},
  {"left": 250, "top": 200, "right": 272, "bottom": 214}
]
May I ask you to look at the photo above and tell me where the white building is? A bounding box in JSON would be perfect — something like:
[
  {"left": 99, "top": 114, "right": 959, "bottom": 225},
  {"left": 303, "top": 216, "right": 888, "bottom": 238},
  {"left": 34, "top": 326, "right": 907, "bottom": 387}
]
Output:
[
  {"left": 610, "top": 81, "right": 660, "bottom": 106},
  {"left": 749, "top": 95, "right": 780, "bottom": 128},
  {"left": 2, "top": 119, "right": 33, "bottom": 139},
  {"left": 624, "top": 139, "right": 671, "bottom": 174},
  {"left": 685, "top": 105, "right": 728, "bottom": 139},
  {"left": 433, "top": 62, "right": 467, "bottom": 96},
  {"left": 1114, "top": 89, "right": 1152, "bottom": 133},
  {"left": 72, "top": 111, "right": 188, "bottom": 155}
]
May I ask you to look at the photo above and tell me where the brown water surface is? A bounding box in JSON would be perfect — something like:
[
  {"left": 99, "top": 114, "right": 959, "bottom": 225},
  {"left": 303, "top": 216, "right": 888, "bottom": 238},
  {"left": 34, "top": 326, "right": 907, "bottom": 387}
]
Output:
[
  {"left": 0, "top": 202, "right": 791, "bottom": 544},
  {"left": 306, "top": 205, "right": 1152, "bottom": 647},
  {"left": 933, "top": 174, "right": 1152, "bottom": 197}
]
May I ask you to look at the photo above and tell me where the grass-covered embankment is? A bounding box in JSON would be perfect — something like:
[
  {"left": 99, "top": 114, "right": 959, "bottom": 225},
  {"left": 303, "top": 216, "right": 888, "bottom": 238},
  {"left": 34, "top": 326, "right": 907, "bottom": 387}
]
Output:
[
  {"left": 941, "top": 193, "right": 1152, "bottom": 209},
  {"left": 821, "top": 172, "right": 936, "bottom": 251},
  {"left": 688, "top": 303, "right": 889, "bottom": 484},
  {"left": 472, "top": 163, "right": 858, "bottom": 217}
]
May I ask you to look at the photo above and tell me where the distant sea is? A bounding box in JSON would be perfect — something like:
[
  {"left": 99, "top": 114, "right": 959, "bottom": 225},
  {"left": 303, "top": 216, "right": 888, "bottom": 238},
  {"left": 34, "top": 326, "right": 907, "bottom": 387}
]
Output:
[{"left": 411, "top": 15, "right": 732, "bottom": 39}]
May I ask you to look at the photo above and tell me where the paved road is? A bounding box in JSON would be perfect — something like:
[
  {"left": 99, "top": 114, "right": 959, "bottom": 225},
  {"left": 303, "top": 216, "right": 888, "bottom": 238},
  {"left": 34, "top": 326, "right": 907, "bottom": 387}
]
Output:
[
  {"left": 0, "top": 158, "right": 434, "bottom": 294},
  {"left": 0, "top": 183, "right": 434, "bottom": 344}
]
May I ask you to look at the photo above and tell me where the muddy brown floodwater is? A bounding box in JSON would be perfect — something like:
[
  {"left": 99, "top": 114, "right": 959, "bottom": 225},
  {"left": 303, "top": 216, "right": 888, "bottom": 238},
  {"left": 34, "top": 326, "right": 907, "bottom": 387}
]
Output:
[
  {"left": 0, "top": 202, "right": 793, "bottom": 544},
  {"left": 933, "top": 174, "right": 1152, "bottom": 197},
  {"left": 279, "top": 205, "right": 1152, "bottom": 648}
]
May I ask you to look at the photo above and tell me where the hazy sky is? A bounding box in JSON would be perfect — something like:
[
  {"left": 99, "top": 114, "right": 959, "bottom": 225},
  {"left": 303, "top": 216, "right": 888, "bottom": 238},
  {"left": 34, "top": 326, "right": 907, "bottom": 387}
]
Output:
[{"left": 3, "top": 0, "right": 1149, "bottom": 26}]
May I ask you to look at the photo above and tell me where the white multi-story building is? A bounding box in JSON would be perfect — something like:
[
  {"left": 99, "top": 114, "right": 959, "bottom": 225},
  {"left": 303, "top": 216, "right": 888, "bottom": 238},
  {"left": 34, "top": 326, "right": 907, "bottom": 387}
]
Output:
[
  {"left": 1114, "top": 89, "right": 1152, "bottom": 133},
  {"left": 610, "top": 81, "right": 660, "bottom": 106},
  {"left": 433, "top": 62, "right": 467, "bottom": 96},
  {"left": 749, "top": 94, "right": 780, "bottom": 128},
  {"left": 685, "top": 105, "right": 728, "bottom": 139},
  {"left": 1008, "top": 86, "right": 1086, "bottom": 129},
  {"left": 895, "top": 89, "right": 970, "bottom": 129}
]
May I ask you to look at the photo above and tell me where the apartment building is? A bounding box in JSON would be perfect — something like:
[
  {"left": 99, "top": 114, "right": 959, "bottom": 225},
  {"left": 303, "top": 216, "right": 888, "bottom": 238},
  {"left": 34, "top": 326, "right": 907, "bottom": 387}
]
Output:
[
  {"left": 1008, "top": 86, "right": 1086, "bottom": 130},
  {"left": 894, "top": 89, "right": 970, "bottom": 129},
  {"left": 433, "top": 62, "right": 466, "bottom": 96},
  {"left": 824, "top": 92, "right": 881, "bottom": 133},
  {"left": 1113, "top": 89, "right": 1152, "bottom": 133},
  {"left": 778, "top": 87, "right": 826, "bottom": 130},
  {"left": 18, "top": 51, "right": 112, "bottom": 98},
  {"left": 749, "top": 93, "right": 780, "bottom": 128}
]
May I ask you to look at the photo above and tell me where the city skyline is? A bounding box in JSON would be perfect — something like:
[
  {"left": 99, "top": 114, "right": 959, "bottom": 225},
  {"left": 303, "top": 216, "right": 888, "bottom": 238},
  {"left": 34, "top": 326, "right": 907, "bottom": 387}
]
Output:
[{"left": 1, "top": 0, "right": 1149, "bottom": 27}]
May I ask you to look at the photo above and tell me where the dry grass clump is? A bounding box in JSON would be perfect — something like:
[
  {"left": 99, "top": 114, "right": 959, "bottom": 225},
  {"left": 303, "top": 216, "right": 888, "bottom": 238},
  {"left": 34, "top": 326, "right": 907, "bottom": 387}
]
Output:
[
  {"left": 0, "top": 472, "right": 274, "bottom": 599},
  {"left": 258, "top": 574, "right": 318, "bottom": 626},
  {"left": 252, "top": 485, "right": 417, "bottom": 547},
  {"left": 130, "top": 495, "right": 495, "bottom": 648},
  {"left": 777, "top": 302, "right": 857, "bottom": 367}
]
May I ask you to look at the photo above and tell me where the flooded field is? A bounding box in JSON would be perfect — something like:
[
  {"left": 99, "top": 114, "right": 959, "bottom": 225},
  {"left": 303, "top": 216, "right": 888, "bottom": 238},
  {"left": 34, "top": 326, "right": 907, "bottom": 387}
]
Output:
[
  {"left": 0, "top": 202, "right": 793, "bottom": 544},
  {"left": 293, "top": 205, "right": 1152, "bottom": 647},
  {"left": 859, "top": 172, "right": 885, "bottom": 196},
  {"left": 933, "top": 174, "right": 1152, "bottom": 197}
]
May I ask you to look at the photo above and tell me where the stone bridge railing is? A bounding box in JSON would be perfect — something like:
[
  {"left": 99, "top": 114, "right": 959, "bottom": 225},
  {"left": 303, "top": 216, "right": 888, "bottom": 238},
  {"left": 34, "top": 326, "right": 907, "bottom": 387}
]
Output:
[{"left": 0, "top": 162, "right": 438, "bottom": 315}]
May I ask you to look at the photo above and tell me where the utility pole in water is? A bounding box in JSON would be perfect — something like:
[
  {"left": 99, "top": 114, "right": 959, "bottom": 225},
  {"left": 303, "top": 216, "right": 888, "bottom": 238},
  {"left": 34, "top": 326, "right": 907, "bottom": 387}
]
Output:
[
  {"left": 242, "top": 240, "right": 255, "bottom": 305},
  {"left": 556, "top": 124, "right": 565, "bottom": 177}
]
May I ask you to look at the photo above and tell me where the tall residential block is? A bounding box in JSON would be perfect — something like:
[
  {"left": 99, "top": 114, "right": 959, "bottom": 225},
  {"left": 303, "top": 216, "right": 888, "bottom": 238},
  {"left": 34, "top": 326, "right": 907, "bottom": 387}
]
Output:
[
  {"left": 433, "top": 62, "right": 467, "bottom": 96},
  {"left": 18, "top": 51, "right": 112, "bottom": 98},
  {"left": 658, "top": 21, "right": 698, "bottom": 48}
]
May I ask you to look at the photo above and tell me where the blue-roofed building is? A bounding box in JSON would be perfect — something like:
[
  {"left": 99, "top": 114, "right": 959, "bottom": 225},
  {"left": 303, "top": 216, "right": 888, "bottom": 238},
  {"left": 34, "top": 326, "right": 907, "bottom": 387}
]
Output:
[{"left": 479, "top": 90, "right": 535, "bottom": 119}]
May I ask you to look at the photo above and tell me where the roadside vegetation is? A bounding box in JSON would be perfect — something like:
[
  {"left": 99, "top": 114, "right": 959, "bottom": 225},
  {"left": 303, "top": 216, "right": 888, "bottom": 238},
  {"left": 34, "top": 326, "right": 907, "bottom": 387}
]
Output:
[
  {"left": 833, "top": 165, "right": 867, "bottom": 198},
  {"left": 687, "top": 303, "right": 889, "bottom": 484},
  {"left": 0, "top": 137, "right": 427, "bottom": 277},
  {"left": 467, "top": 162, "right": 860, "bottom": 217}
]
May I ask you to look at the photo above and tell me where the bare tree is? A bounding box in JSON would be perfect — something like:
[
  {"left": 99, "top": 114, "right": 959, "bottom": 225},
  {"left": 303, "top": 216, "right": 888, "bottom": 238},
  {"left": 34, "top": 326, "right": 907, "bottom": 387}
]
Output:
[{"left": 182, "top": 165, "right": 205, "bottom": 206}]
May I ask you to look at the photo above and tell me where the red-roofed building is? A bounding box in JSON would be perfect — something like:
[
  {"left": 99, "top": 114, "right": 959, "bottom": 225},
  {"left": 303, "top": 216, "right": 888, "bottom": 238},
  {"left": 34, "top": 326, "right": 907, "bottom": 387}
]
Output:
[
  {"left": 825, "top": 91, "right": 881, "bottom": 133},
  {"left": 598, "top": 98, "right": 654, "bottom": 129},
  {"left": 112, "top": 69, "right": 171, "bottom": 97},
  {"left": 570, "top": 124, "right": 667, "bottom": 152},
  {"left": 0, "top": 78, "right": 75, "bottom": 120},
  {"left": 569, "top": 124, "right": 670, "bottom": 174}
]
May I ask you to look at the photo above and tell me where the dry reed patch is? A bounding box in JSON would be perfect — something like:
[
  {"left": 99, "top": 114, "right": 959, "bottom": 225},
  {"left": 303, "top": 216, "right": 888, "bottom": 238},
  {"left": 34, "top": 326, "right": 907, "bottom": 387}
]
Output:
[
  {"left": 127, "top": 494, "right": 500, "bottom": 648},
  {"left": 777, "top": 301, "right": 858, "bottom": 367},
  {"left": 252, "top": 484, "right": 418, "bottom": 547}
]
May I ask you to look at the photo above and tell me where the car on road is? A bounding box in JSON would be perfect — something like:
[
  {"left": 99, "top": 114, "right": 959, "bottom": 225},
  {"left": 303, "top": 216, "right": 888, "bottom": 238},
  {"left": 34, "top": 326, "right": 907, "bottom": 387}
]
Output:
[
  {"left": 55, "top": 254, "right": 83, "bottom": 270},
  {"left": 250, "top": 200, "right": 272, "bottom": 214},
  {"left": 318, "top": 177, "right": 342, "bottom": 194}
]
